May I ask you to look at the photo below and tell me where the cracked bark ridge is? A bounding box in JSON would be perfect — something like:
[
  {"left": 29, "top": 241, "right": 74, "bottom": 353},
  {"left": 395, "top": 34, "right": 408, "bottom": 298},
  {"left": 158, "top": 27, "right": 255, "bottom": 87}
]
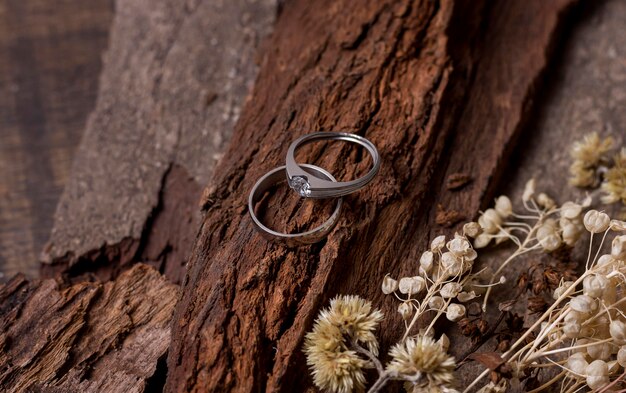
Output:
[
  {"left": 166, "top": 0, "right": 575, "bottom": 391},
  {"left": 0, "top": 264, "right": 177, "bottom": 392},
  {"left": 41, "top": 0, "right": 277, "bottom": 283}
]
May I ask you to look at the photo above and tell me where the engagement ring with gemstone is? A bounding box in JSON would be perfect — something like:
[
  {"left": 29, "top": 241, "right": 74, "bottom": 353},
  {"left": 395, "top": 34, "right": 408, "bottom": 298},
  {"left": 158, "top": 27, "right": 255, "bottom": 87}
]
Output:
[{"left": 285, "top": 132, "right": 380, "bottom": 198}]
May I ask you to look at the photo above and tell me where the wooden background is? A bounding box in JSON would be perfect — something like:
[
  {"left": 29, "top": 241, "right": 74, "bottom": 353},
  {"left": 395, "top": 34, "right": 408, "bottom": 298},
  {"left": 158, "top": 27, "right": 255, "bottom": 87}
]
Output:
[{"left": 0, "top": 0, "right": 624, "bottom": 392}]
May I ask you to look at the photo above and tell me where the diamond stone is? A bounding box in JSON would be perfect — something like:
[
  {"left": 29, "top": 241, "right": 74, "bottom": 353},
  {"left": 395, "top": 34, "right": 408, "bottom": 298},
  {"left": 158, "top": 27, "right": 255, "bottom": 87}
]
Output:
[{"left": 289, "top": 176, "right": 311, "bottom": 197}]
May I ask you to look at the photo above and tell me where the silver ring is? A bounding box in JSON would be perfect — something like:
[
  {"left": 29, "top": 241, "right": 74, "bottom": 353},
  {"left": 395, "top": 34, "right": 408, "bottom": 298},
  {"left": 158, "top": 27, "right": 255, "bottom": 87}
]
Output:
[
  {"left": 285, "top": 132, "right": 380, "bottom": 198},
  {"left": 248, "top": 164, "right": 343, "bottom": 245}
]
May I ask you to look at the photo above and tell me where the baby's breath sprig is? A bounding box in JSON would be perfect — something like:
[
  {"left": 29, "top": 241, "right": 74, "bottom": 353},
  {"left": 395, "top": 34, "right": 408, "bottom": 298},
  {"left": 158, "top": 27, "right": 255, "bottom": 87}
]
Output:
[{"left": 466, "top": 211, "right": 626, "bottom": 393}]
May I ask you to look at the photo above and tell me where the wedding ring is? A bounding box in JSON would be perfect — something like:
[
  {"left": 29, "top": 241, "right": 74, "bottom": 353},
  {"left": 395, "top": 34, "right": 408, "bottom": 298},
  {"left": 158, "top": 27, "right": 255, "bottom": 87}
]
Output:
[
  {"left": 285, "top": 132, "right": 380, "bottom": 198},
  {"left": 248, "top": 164, "right": 343, "bottom": 245}
]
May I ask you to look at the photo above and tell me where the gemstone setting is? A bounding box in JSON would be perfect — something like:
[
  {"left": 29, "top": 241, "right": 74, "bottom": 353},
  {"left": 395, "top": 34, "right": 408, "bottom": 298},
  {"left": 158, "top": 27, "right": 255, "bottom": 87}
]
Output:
[{"left": 289, "top": 176, "right": 311, "bottom": 197}]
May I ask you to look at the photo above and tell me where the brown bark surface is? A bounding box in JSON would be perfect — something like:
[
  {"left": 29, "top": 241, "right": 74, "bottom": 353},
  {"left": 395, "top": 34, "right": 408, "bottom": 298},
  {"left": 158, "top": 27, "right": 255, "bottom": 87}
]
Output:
[
  {"left": 40, "top": 0, "right": 277, "bottom": 284},
  {"left": 0, "top": 0, "right": 113, "bottom": 279},
  {"left": 0, "top": 264, "right": 177, "bottom": 392},
  {"left": 166, "top": 0, "right": 575, "bottom": 392}
]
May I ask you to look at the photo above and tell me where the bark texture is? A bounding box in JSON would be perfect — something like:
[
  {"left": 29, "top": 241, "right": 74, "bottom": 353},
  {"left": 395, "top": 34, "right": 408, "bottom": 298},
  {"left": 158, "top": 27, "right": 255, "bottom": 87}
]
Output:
[
  {"left": 41, "top": 0, "right": 277, "bottom": 284},
  {"left": 166, "top": 0, "right": 575, "bottom": 392},
  {"left": 0, "top": 264, "right": 177, "bottom": 392}
]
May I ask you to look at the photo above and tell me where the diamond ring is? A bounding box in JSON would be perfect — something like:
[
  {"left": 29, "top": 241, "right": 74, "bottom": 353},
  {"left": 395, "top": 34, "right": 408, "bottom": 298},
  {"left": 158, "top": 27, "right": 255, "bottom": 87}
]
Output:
[
  {"left": 248, "top": 164, "right": 343, "bottom": 245},
  {"left": 285, "top": 132, "right": 380, "bottom": 198}
]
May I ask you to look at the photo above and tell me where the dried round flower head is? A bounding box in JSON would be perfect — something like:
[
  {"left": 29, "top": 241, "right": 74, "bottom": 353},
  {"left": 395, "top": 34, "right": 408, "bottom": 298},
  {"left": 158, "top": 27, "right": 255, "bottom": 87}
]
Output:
[
  {"left": 399, "top": 276, "right": 426, "bottom": 295},
  {"left": 536, "top": 193, "right": 556, "bottom": 209},
  {"left": 304, "top": 295, "right": 384, "bottom": 393},
  {"left": 473, "top": 233, "right": 491, "bottom": 249},
  {"left": 382, "top": 275, "right": 398, "bottom": 295},
  {"left": 523, "top": 178, "right": 536, "bottom": 202},
  {"left": 420, "top": 251, "right": 434, "bottom": 275},
  {"left": 583, "top": 274, "right": 609, "bottom": 298},
  {"left": 618, "top": 346, "right": 626, "bottom": 367},
  {"left": 586, "top": 359, "right": 609, "bottom": 390},
  {"left": 570, "top": 295, "right": 597, "bottom": 313},
  {"left": 610, "top": 320, "right": 626, "bottom": 345},
  {"left": 494, "top": 196, "right": 513, "bottom": 218},
  {"left": 478, "top": 209, "right": 501, "bottom": 234},
  {"left": 601, "top": 148, "right": 626, "bottom": 204},
  {"left": 561, "top": 201, "right": 583, "bottom": 219},
  {"left": 611, "top": 235, "right": 626, "bottom": 260},
  {"left": 431, "top": 235, "right": 446, "bottom": 252},
  {"left": 440, "top": 282, "right": 463, "bottom": 299},
  {"left": 387, "top": 335, "right": 456, "bottom": 391},
  {"left": 398, "top": 302, "right": 413, "bottom": 320},
  {"left": 537, "top": 223, "right": 562, "bottom": 252},
  {"left": 611, "top": 220, "right": 626, "bottom": 232},
  {"left": 445, "top": 303, "right": 466, "bottom": 322},
  {"left": 583, "top": 210, "right": 611, "bottom": 233},
  {"left": 567, "top": 352, "right": 589, "bottom": 376},
  {"left": 463, "top": 222, "right": 482, "bottom": 238}
]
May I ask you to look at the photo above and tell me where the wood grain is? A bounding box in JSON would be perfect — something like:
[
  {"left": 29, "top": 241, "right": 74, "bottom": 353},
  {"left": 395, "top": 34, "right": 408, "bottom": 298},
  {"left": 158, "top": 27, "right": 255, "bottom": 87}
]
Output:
[
  {"left": 165, "top": 0, "right": 575, "bottom": 392},
  {"left": 0, "top": 0, "right": 113, "bottom": 279}
]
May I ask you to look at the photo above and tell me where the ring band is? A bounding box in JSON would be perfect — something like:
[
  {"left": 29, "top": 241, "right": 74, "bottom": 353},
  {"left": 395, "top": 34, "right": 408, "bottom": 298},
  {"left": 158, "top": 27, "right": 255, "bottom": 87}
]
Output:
[
  {"left": 285, "top": 132, "right": 380, "bottom": 198},
  {"left": 248, "top": 164, "right": 343, "bottom": 245}
]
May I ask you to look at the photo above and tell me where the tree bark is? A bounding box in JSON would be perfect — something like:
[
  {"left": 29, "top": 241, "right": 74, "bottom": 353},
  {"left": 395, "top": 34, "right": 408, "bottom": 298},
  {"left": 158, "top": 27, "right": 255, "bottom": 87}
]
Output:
[
  {"left": 0, "top": 264, "right": 177, "bottom": 393},
  {"left": 40, "top": 0, "right": 277, "bottom": 285},
  {"left": 166, "top": 0, "right": 574, "bottom": 392}
]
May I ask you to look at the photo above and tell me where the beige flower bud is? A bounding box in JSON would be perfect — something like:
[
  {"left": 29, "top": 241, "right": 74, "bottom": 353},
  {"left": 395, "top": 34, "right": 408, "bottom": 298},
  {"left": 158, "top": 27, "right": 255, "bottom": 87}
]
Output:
[
  {"left": 584, "top": 210, "right": 611, "bottom": 233},
  {"left": 536, "top": 193, "right": 556, "bottom": 209},
  {"left": 537, "top": 224, "right": 562, "bottom": 252},
  {"left": 553, "top": 281, "right": 574, "bottom": 300},
  {"left": 430, "top": 235, "right": 446, "bottom": 252},
  {"left": 381, "top": 275, "right": 398, "bottom": 295},
  {"left": 587, "top": 342, "right": 612, "bottom": 361},
  {"left": 570, "top": 295, "right": 597, "bottom": 313},
  {"left": 440, "top": 282, "right": 463, "bottom": 299},
  {"left": 478, "top": 209, "right": 501, "bottom": 234},
  {"left": 586, "top": 360, "right": 609, "bottom": 390},
  {"left": 419, "top": 251, "right": 434, "bottom": 275},
  {"left": 495, "top": 196, "right": 513, "bottom": 218},
  {"left": 610, "top": 220, "right": 626, "bottom": 232},
  {"left": 618, "top": 346, "right": 626, "bottom": 367},
  {"left": 445, "top": 303, "right": 466, "bottom": 322},
  {"left": 522, "top": 178, "right": 535, "bottom": 202},
  {"left": 463, "top": 222, "right": 482, "bottom": 238},
  {"left": 611, "top": 235, "right": 626, "bottom": 260},
  {"left": 561, "top": 201, "right": 583, "bottom": 219},
  {"left": 567, "top": 352, "right": 588, "bottom": 376},
  {"left": 473, "top": 233, "right": 491, "bottom": 249},
  {"left": 457, "top": 291, "right": 478, "bottom": 303},
  {"left": 563, "top": 321, "right": 582, "bottom": 339},
  {"left": 447, "top": 238, "right": 472, "bottom": 257},
  {"left": 428, "top": 296, "right": 445, "bottom": 310},
  {"left": 610, "top": 320, "right": 626, "bottom": 345},
  {"left": 399, "top": 276, "right": 426, "bottom": 295},
  {"left": 583, "top": 274, "right": 609, "bottom": 298},
  {"left": 398, "top": 302, "right": 412, "bottom": 320}
]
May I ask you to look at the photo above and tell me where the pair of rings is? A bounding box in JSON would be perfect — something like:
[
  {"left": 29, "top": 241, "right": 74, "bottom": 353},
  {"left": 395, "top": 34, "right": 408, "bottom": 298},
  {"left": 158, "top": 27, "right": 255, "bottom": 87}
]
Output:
[{"left": 248, "top": 132, "right": 380, "bottom": 246}]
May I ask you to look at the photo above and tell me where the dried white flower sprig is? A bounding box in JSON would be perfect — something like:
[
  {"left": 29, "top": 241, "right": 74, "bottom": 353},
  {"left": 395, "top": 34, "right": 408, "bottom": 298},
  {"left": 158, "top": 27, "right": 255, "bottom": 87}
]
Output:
[
  {"left": 304, "top": 295, "right": 458, "bottom": 393},
  {"left": 466, "top": 210, "right": 626, "bottom": 393},
  {"left": 475, "top": 180, "right": 590, "bottom": 311}
]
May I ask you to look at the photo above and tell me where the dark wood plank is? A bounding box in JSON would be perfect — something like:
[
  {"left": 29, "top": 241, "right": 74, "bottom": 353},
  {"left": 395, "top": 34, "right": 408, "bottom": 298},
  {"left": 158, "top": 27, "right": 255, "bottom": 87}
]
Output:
[{"left": 0, "top": 0, "right": 113, "bottom": 279}]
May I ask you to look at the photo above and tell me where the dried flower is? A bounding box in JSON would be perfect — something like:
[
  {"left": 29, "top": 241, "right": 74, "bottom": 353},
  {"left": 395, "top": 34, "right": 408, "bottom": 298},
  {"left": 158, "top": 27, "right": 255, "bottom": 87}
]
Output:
[
  {"left": 387, "top": 335, "right": 456, "bottom": 391},
  {"left": 398, "top": 302, "right": 413, "bottom": 320},
  {"left": 382, "top": 275, "right": 398, "bottom": 295},
  {"left": 399, "top": 276, "right": 426, "bottom": 295},
  {"left": 584, "top": 210, "right": 611, "bottom": 233},
  {"left": 494, "top": 196, "right": 513, "bottom": 218},
  {"left": 601, "top": 148, "right": 626, "bottom": 204},
  {"left": 445, "top": 303, "right": 466, "bottom": 322},
  {"left": 612, "top": 235, "right": 626, "bottom": 260},
  {"left": 522, "top": 178, "right": 536, "bottom": 202},
  {"left": 569, "top": 132, "right": 613, "bottom": 187},
  {"left": 586, "top": 360, "right": 609, "bottom": 390},
  {"left": 304, "top": 295, "right": 383, "bottom": 393}
]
